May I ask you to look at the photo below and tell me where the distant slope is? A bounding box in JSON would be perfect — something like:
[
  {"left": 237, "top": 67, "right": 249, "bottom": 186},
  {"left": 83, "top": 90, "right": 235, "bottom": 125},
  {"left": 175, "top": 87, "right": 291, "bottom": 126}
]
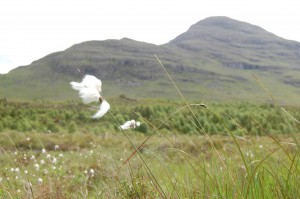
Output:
[
  {"left": 1, "top": 16, "right": 300, "bottom": 104},
  {"left": 168, "top": 16, "right": 300, "bottom": 70}
]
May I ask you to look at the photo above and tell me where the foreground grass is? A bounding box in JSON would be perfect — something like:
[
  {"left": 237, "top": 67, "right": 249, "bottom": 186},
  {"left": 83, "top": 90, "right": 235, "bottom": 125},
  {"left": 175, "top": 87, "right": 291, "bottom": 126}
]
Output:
[{"left": 1, "top": 131, "right": 299, "bottom": 198}]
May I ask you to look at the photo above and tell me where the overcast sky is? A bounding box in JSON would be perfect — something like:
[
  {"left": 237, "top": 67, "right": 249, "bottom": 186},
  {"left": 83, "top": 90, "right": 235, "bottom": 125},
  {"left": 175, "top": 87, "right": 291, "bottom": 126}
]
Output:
[{"left": 1, "top": 0, "right": 300, "bottom": 74}]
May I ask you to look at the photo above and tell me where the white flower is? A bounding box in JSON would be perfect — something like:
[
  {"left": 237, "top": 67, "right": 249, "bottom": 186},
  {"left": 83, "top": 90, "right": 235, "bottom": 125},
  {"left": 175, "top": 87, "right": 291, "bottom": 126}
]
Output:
[
  {"left": 42, "top": 148, "right": 46, "bottom": 154},
  {"left": 10, "top": 168, "right": 15, "bottom": 172},
  {"left": 120, "top": 120, "right": 141, "bottom": 130},
  {"left": 15, "top": 168, "right": 20, "bottom": 173},
  {"left": 46, "top": 154, "right": 51, "bottom": 159},
  {"left": 24, "top": 170, "right": 28, "bottom": 174},
  {"left": 59, "top": 153, "right": 64, "bottom": 158},
  {"left": 54, "top": 145, "right": 59, "bottom": 150},
  {"left": 30, "top": 155, "right": 35, "bottom": 160},
  {"left": 40, "top": 159, "right": 45, "bottom": 165},
  {"left": 26, "top": 137, "right": 30, "bottom": 141}
]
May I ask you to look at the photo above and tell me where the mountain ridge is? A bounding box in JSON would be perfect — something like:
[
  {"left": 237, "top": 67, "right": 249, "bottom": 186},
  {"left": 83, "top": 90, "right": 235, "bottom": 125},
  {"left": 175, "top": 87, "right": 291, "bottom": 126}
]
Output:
[{"left": 1, "top": 16, "right": 300, "bottom": 105}]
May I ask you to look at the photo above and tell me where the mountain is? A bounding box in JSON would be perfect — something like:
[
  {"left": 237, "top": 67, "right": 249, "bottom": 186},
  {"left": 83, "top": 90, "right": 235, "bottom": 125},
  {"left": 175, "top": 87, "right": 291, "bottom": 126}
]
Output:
[{"left": 1, "top": 16, "right": 300, "bottom": 104}]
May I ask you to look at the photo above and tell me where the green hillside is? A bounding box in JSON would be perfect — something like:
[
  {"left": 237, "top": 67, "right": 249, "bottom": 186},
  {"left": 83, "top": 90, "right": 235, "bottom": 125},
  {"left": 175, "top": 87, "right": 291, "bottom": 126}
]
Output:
[{"left": 1, "top": 16, "right": 300, "bottom": 104}]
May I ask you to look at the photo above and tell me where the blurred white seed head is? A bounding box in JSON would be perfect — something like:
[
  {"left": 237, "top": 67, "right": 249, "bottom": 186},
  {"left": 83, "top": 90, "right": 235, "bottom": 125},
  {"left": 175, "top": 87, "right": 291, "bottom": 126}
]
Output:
[
  {"left": 70, "top": 75, "right": 102, "bottom": 93},
  {"left": 120, "top": 120, "right": 141, "bottom": 130},
  {"left": 70, "top": 75, "right": 110, "bottom": 118},
  {"left": 54, "top": 145, "right": 59, "bottom": 150},
  {"left": 52, "top": 157, "right": 57, "bottom": 164},
  {"left": 37, "top": 178, "right": 43, "bottom": 184},
  {"left": 92, "top": 100, "right": 110, "bottom": 119},
  {"left": 90, "top": 169, "right": 95, "bottom": 174},
  {"left": 34, "top": 164, "right": 40, "bottom": 171},
  {"left": 70, "top": 75, "right": 102, "bottom": 103}
]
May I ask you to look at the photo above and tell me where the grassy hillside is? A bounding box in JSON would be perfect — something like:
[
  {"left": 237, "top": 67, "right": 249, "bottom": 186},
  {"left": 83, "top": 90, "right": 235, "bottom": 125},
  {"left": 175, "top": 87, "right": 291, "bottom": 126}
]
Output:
[{"left": 1, "top": 17, "right": 300, "bottom": 104}]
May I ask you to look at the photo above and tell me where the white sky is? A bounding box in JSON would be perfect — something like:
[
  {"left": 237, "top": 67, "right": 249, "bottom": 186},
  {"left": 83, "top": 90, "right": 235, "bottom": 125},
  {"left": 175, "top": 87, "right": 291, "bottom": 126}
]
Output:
[{"left": 1, "top": 0, "right": 300, "bottom": 74}]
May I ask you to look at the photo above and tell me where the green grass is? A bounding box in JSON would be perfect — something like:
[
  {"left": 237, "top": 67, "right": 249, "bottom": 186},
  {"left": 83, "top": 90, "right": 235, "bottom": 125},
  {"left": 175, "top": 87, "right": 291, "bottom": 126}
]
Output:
[
  {"left": 0, "top": 96, "right": 299, "bottom": 198},
  {"left": 0, "top": 131, "right": 299, "bottom": 198}
]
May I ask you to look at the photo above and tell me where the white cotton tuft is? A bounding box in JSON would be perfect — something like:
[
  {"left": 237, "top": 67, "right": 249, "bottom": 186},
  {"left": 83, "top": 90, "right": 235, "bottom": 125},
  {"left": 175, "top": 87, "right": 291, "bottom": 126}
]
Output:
[
  {"left": 71, "top": 75, "right": 110, "bottom": 119},
  {"left": 70, "top": 75, "right": 102, "bottom": 104},
  {"left": 92, "top": 100, "right": 110, "bottom": 119},
  {"left": 70, "top": 75, "right": 102, "bottom": 92},
  {"left": 120, "top": 120, "right": 141, "bottom": 130},
  {"left": 70, "top": 82, "right": 83, "bottom": 91},
  {"left": 78, "top": 88, "right": 101, "bottom": 104}
]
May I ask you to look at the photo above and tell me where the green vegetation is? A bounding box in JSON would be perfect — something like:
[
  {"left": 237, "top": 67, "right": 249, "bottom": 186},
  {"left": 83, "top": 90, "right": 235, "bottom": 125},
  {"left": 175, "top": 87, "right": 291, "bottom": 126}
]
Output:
[
  {"left": 0, "top": 97, "right": 299, "bottom": 136},
  {"left": 0, "top": 97, "right": 299, "bottom": 198},
  {"left": 1, "top": 16, "right": 300, "bottom": 197}
]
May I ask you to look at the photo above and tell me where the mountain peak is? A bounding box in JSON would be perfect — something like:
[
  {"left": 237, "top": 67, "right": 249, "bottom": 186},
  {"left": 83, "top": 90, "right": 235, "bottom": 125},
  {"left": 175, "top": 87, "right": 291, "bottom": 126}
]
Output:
[
  {"left": 192, "top": 16, "right": 265, "bottom": 32},
  {"left": 169, "top": 16, "right": 275, "bottom": 45}
]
